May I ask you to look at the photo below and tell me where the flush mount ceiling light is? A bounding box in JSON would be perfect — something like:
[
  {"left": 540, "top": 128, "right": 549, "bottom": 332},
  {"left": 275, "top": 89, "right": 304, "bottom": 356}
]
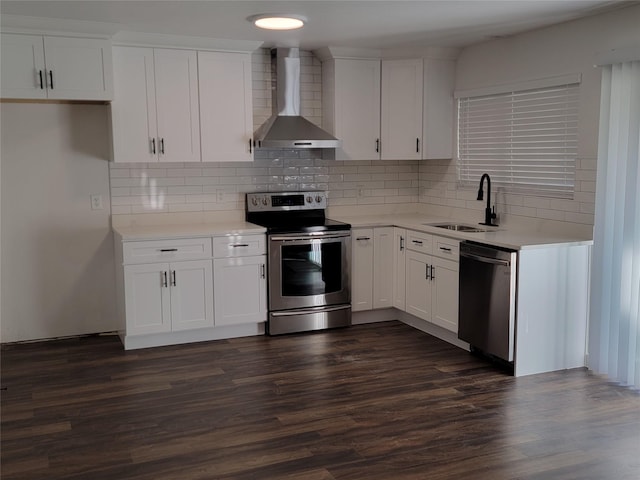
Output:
[{"left": 248, "top": 14, "right": 306, "bottom": 31}]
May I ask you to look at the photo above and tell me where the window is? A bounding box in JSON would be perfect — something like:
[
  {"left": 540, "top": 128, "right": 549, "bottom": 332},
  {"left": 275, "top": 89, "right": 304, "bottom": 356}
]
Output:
[{"left": 456, "top": 76, "right": 580, "bottom": 198}]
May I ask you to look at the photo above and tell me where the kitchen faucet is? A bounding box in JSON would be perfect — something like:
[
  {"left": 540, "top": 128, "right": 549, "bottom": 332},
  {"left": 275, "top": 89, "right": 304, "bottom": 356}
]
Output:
[{"left": 477, "top": 173, "right": 498, "bottom": 226}]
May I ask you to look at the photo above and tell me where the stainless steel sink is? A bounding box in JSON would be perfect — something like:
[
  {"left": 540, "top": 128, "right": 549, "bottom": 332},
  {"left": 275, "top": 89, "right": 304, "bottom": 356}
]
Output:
[{"left": 424, "top": 223, "right": 490, "bottom": 233}]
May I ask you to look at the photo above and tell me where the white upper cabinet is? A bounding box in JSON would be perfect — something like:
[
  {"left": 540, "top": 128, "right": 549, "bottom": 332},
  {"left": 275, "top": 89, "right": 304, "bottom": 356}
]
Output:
[
  {"left": 422, "top": 58, "right": 455, "bottom": 160},
  {"left": 152, "top": 49, "right": 201, "bottom": 163},
  {"left": 1, "top": 34, "right": 47, "bottom": 99},
  {"left": 321, "top": 53, "right": 435, "bottom": 161},
  {"left": 111, "top": 47, "right": 157, "bottom": 163},
  {"left": 1, "top": 33, "right": 113, "bottom": 101},
  {"left": 198, "top": 51, "right": 254, "bottom": 162},
  {"left": 323, "top": 58, "right": 381, "bottom": 161},
  {"left": 381, "top": 59, "right": 424, "bottom": 160},
  {"left": 111, "top": 46, "right": 200, "bottom": 163}
]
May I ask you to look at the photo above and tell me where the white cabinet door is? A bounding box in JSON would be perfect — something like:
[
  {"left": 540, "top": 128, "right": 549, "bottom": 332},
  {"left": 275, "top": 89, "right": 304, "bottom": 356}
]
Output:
[
  {"left": 124, "top": 263, "right": 171, "bottom": 335},
  {"left": 1, "top": 34, "right": 112, "bottom": 100},
  {"left": 111, "top": 47, "right": 158, "bottom": 163},
  {"left": 423, "top": 58, "right": 455, "bottom": 160},
  {"left": 381, "top": 59, "right": 423, "bottom": 160},
  {"left": 213, "top": 256, "right": 267, "bottom": 326},
  {"left": 332, "top": 58, "right": 381, "bottom": 161},
  {"left": 405, "top": 250, "right": 432, "bottom": 321},
  {"left": 430, "top": 256, "right": 459, "bottom": 333},
  {"left": 1, "top": 34, "right": 47, "bottom": 99},
  {"left": 198, "top": 51, "right": 253, "bottom": 162},
  {"left": 373, "top": 227, "right": 394, "bottom": 309},
  {"left": 43, "top": 36, "right": 113, "bottom": 100},
  {"left": 393, "top": 228, "right": 407, "bottom": 310},
  {"left": 170, "top": 260, "right": 214, "bottom": 331},
  {"left": 352, "top": 229, "right": 374, "bottom": 311},
  {"left": 153, "top": 49, "right": 201, "bottom": 163}
]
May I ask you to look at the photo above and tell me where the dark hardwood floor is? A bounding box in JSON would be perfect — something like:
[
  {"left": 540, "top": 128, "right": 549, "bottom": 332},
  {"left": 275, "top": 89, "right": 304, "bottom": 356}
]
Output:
[{"left": 2, "top": 321, "right": 639, "bottom": 480}]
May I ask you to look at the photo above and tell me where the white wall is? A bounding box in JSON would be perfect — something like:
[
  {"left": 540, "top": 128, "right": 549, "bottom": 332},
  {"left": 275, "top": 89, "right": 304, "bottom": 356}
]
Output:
[
  {"left": 420, "top": 3, "right": 640, "bottom": 229},
  {"left": 1, "top": 103, "right": 116, "bottom": 342}
]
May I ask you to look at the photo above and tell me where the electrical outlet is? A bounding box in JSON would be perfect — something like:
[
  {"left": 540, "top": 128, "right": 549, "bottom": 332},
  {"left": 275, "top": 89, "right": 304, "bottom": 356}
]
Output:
[{"left": 90, "top": 194, "right": 103, "bottom": 210}]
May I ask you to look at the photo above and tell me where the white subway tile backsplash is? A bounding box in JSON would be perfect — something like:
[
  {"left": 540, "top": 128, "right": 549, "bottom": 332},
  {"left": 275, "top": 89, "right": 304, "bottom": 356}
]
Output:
[
  {"left": 167, "top": 186, "right": 203, "bottom": 195},
  {"left": 565, "top": 212, "right": 594, "bottom": 224},
  {"left": 111, "top": 187, "right": 131, "bottom": 197},
  {"left": 537, "top": 208, "right": 567, "bottom": 221},
  {"left": 110, "top": 168, "right": 131, "bottom": 178}
]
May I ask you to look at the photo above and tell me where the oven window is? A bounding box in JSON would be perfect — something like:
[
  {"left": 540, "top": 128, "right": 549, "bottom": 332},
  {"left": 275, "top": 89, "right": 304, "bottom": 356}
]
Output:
[{"left": 281, "top": 241, "right": 342, "bottom": 296}]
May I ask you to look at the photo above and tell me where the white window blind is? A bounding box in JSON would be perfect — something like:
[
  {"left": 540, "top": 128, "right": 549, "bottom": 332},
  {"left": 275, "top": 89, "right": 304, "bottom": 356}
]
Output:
[{"left": 457, "top": 82, "right": 579, "bottom": 198}]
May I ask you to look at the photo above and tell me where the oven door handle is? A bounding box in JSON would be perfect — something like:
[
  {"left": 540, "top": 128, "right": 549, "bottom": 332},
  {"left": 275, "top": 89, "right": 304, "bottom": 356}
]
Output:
[
  {"left": 270, "top": 305, "right": 351, "bottom": 317},
  {"left": 270, "top": 232, "right": 351, "bottom": 242}
]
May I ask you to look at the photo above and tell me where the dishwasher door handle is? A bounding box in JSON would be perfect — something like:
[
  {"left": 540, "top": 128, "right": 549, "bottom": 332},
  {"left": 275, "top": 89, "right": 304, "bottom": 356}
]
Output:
[{"left": 460, "top": 252, "right": 511, "bottom": 267}]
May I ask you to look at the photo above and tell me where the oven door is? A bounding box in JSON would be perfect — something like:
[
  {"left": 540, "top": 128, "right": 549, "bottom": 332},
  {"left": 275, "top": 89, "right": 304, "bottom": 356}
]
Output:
[{"left": 268, "top": 231, "right": 351, "bottom": 311}]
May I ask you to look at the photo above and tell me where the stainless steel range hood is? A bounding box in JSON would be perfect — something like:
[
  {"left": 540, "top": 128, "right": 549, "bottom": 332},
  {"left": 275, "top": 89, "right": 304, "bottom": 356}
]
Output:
[{"left": 254, "top": 48, "right": 340, "bottom": 149}]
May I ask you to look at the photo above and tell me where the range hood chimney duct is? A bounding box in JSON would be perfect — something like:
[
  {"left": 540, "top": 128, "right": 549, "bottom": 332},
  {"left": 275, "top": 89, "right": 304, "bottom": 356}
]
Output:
[{"left": 254, "top": 48, "right": 340, "bottom": 149}]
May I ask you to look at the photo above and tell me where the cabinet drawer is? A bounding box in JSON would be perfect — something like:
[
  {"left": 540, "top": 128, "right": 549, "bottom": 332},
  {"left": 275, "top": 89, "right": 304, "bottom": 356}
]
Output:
[
  {"left": 406, "top": 230, "right": 432, "bottom": 253},
  {"left": 123, "top": 238, "right": 212, "bottom": 264},
  {"left": 213, "top": 234, "right": 265, "bottom": 258},
  {"left": 433, "top": 236, "right": 460, "bottom": 260}
]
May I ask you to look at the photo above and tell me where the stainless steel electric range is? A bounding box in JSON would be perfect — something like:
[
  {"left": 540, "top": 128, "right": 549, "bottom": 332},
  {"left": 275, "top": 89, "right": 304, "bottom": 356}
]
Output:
[{"left": 246, "top": 191, "right": 351, "bottom": 335}]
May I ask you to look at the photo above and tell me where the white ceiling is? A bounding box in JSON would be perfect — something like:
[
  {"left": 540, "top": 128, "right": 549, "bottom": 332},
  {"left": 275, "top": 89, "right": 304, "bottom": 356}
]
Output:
[{"left": 0, "top": 0, "right": 630, "bottom": 50}]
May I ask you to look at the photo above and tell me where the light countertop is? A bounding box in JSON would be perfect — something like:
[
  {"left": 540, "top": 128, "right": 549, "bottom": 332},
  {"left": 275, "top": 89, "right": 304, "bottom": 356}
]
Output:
[
  {"left": 332, "top": 213, "right": 593, "bottom": 250},
  {"left": 112, "top": 214, "right": 592, "bottom": 250},
  {"left": 113, "top": 221, "right": 266, "bottom": 241}
]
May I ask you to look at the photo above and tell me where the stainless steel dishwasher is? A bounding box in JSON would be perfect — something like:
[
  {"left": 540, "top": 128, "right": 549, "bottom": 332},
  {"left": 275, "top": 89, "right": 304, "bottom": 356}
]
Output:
[{"left": 458, "top": 241, "right": 517, "bottom": 363}]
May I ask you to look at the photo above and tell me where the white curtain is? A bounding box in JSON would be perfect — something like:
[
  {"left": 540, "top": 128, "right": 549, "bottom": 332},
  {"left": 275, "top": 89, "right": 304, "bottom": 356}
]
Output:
[{"left": 589, "top": 60, "right": 640, "bottom": 389}]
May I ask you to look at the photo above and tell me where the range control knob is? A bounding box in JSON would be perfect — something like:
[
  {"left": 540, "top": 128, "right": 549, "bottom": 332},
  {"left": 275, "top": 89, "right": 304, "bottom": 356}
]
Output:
[
  {"left": 251, "top": 197, "right": 258, "bottom": 206},
  {"left": 306, "top": 196, "right": 313, "bottom": 203},
  {"left": 315, "top": 195, "right": 323, "bottom": 203},
  {"left": 262, "top": 197, "right": 268, "bottom": 206}
]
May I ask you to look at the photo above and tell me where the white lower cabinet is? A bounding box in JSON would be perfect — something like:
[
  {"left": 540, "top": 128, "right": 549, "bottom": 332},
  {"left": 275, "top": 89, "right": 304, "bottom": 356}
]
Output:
[
  {"left": 116, "top": 232, "right": 267, "bottom": 349},
  {"left": 393, "top": 228, "right": 407, "bottom": 310},
  {"left": 352, "top": 227, "right": 394, "bottom": 312},
  {"left": 405, "top": 250, "right": 459, "bottom": 333},
  {"left": 124, "top": 259, "right": 213, "bottom": 336},
  {"left": 124, "top": 262, "right": 171, "bottom": 335},
  {"left": 212, "top": 234, "right": 267, "bottom": 326},
  {"left": 352, "top": 229, "right": 374, "bottom": 311},
  {"left": 388, "top": 229, "right": 459, "bottom": 333},
  {"left": 214, "top": 256, "right": 267, "bottom": 326},
  {"left": 430, "top": 255, "right": 459, "bottom": 332},
  {"left": 405, "top": 250, "right": 433, "bottom": 320}
]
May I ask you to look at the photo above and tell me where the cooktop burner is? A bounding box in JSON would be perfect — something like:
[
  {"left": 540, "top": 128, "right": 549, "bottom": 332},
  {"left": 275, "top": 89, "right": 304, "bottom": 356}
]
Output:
[{"left": 245, "top": 191, "right": 350, "bottom": 234}]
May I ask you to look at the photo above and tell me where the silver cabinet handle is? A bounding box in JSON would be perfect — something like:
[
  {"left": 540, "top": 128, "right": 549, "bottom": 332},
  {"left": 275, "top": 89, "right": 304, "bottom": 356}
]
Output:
[
  {"left": 249, "top": 139, "right": 253, "bottom": 154},
  {"left": 440, "top": 247, "right": 452, "bottom": 252},
  {"left": 151, "top": 138, "right": 156, "bottom": 154},
  {"left": 160, "top": 248, "right": 177, "bottom": 252},
  {"left": 430, "top": 265, "right": 435, "bottom": 280},
  {"left": 160, "top": 138, "right": 165, "bottom": 154},
  {"left": 38, "top": 70, "right": 44, "bottom": 89},
  {"left": 376, "top": 138, "right": 380, "bottom": 153},
  {"left": 416, "top": 138, "right": 420, "bottom": 153},
  {"left": 231, "top": 243, "right": 249, "bottom": 248},
  {"left": 260, "top": 264, "right": 266, "bottom": 279},
  {"left": 48, "top": 70, "right": 54, "bottom": 89},
  {"left": 412, "top": 240, "right": 423, "bottom": 245},
  {"left": 425, "top": 263, "right": 430, "bottom": 280},
  {"left": 356, "top": 236, "right": 371, "bottom": 241},
  {"left": 400, "top": 236, "right": 405, "bottom": 251},
  {"left": 162, "top": 271, "right": 168, "bottom": 288},
  {"left": 171, "top": 270, "right": 176, "bottom": 286}
]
